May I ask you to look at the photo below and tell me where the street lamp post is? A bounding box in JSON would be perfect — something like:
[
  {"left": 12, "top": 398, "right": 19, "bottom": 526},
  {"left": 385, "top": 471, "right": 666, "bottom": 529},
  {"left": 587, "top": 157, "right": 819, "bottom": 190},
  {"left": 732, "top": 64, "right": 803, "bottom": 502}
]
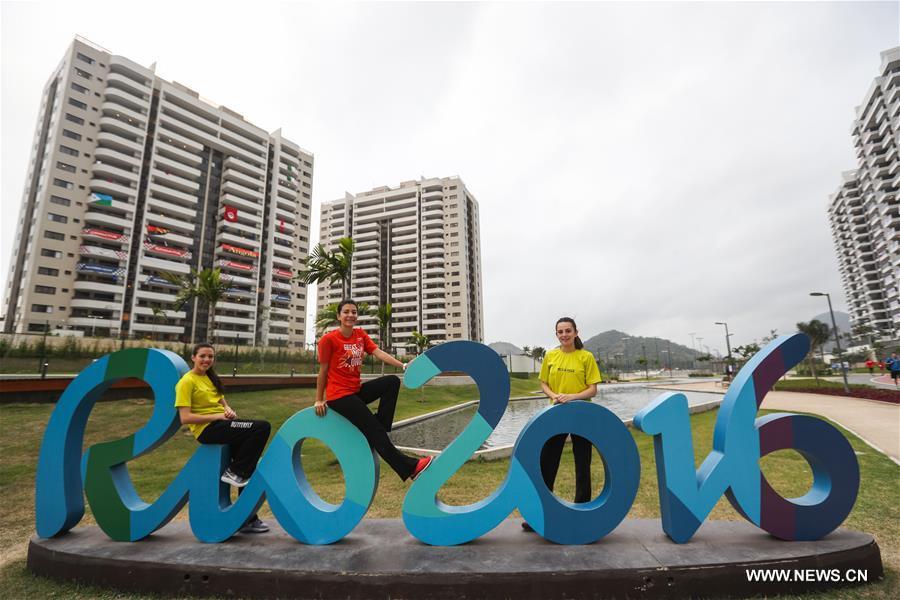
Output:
[
  {"left": 810, "top": 292, "right": 850, "bottom": 393},
  {"left": 621, "top": 337, "right": 631, "bottom": 380},
  {"left": 715, "top": 321, "right": 733, "bottom": 378},
  {"left": 641, "top": 342, "right": 648, "bottom": 380}
]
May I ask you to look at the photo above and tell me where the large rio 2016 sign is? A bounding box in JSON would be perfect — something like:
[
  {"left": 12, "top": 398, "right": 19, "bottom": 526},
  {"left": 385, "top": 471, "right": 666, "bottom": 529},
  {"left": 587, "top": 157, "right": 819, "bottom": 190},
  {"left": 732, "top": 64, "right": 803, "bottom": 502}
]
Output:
[{"left": 35, "top": 334, "right": 859, "bottom": 546}]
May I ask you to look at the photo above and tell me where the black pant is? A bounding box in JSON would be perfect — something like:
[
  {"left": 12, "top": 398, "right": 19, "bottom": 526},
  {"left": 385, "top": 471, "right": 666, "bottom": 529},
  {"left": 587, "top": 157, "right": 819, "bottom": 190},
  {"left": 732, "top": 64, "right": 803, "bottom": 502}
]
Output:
[
  {"left": 540, "top": 433, "right": 593, "bottom": 503},
  {"left": 198, "top": 419, "right": 271, "bottom": 479},
  {"left": 329, "top": 375, "right": 418, "bottom": 480}
]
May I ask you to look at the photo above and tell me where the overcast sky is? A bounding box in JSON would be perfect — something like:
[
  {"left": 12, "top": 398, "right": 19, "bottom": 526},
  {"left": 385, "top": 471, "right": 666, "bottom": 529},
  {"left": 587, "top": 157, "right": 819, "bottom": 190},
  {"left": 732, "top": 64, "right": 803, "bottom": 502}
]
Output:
[{"left": 2, "top": 2, "right": 897, "bottom": 353}]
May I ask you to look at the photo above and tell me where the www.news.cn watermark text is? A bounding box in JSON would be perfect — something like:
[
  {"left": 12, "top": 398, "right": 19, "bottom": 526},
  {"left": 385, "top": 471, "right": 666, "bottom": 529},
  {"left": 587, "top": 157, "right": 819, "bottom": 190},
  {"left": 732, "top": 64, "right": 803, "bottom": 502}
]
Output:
[{"left": 746, "top": 568, "right": 869, "bottom": 583}]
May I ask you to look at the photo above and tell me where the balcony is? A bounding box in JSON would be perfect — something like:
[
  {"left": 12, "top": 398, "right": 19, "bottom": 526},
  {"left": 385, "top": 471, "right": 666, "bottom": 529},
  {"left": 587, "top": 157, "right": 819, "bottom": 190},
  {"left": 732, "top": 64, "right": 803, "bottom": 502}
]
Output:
[
  {"left": 107, "top": 72, "right": 151, "bottom": 99},
  {"left": 130, "top": 322, "right": 185, "bottom": 335},
  {"left": 157, "top": 120, "right": 208, "bottom": 152},
  {"left": 213, "top": 329, "right": 254, "bottom": 341},
  {"left": 222, "top": 179, "right": 264, "bottom": 202},
  {"left": 214, "top": 314, "right": 256, "bottom": 326},
  {"left": 142, "top": 255, "right": 190, "bottom": 275},
  {"left": 93, "top": 145, "right": 140, "bottom": 169},
  {"left": 155, "top": 136, "right": 204, "bottom": 165},
  {"left": 133, "top": 305, "right": 187, "bottom": 320},
  {"left": 79, "top": 245, "right": 125, "bottom": 262},
  {"left": 97, "top": 131, "right": 143, "bottom": 155},
  {"left": 81, "top": 227, "right": 128, "bottom": 245},
  {"left": 93, "top": 161, "right": 139, "bottom": 185},
  {"left": 100, "top": 99, "right": 147, "bottom": 124},
  {"left": 224, "top": 155, "right": 265, "bottom": 179},
  {"left": 84, "top": 210, "right": 134, "bottom": 230},
  {"left": 103, "top": 87, "right": 147, "bottom": 113},
  {"left": 147, "top": 196, "right": 196, "bottom": 221},
  {"left": 133, "top": 288, "right": 177, "bottom": 303},
  {"left": 150, "top": 167, "right": 200, "bottom": 193},
  {"left": 219, "top": 219, "right": 261, "bottom": 238},
  {"left": 142, "top": 242, "right": 192, "bottom": 262},
  {"left": 272, "top": 254, "right": 293, "bottom": 269}
]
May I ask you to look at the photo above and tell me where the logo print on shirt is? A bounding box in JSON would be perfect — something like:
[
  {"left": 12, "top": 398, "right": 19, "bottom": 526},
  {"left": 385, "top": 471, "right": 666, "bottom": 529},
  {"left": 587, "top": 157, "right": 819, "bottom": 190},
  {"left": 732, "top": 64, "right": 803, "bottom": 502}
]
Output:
[{"left": 338, "top": 343, "right": 364, "bottom": 370}]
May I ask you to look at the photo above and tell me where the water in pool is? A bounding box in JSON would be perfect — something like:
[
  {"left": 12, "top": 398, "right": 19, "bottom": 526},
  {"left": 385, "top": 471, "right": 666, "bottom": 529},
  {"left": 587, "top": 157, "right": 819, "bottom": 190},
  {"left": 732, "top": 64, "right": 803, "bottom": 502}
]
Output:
[{"left": 389, "top": 385, "right": 720, "bottom": 451}]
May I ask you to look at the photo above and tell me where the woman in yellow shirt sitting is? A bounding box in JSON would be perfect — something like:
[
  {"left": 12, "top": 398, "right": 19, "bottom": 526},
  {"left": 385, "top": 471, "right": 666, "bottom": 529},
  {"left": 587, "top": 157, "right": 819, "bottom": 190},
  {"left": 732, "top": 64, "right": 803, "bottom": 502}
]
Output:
[
  {"left": 174, "top": 343, "right": 271, "bottom": 533},
  {"left": 524, "top": 317, "right": 601, "bottom": 531}
]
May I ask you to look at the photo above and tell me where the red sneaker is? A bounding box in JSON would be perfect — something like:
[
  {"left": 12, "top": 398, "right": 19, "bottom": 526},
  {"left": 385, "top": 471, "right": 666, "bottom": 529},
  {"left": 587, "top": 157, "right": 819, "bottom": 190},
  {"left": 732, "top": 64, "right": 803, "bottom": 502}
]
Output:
[{"left": 411, "top": 456, "right": 434, "bottom": 481}]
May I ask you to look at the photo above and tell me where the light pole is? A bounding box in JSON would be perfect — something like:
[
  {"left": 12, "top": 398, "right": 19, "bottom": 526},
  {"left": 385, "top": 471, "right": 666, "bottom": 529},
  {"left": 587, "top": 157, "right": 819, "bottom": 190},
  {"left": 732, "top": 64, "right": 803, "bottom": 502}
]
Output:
[
  {"left": 621, "top": 337, "right": 631, "bottom": 379},
  {"left": 715, "top": 321, "right": 733, "bottom": 378},
  {"left": 641, "top": 342, "right": 648, "bottom": 379},
  {"left": 810, "top": 292, "right": 850, "bottom": 393},
  {"left": 667, "top": 340, "right": 672, "bottom": 375}
]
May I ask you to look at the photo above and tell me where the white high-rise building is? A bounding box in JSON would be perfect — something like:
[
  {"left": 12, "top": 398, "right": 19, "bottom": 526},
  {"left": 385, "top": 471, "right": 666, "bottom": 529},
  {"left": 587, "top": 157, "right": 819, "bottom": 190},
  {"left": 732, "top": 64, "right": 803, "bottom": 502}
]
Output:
[
  {"left": 317, "top": 177, "right": 484, "bottom": 349},
  {"left": 828, "top": 47, "right": 900, "bottom": 342},
  {"left": 3, "top": 37, "right": 313, "bottom": 347}
]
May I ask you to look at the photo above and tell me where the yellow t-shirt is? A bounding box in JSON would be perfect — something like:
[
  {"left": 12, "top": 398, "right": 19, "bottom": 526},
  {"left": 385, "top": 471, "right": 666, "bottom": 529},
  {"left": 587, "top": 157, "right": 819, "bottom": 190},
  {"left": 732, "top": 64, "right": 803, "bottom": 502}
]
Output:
[
  {"left": 174, "top": 371, "right": 224, "bottom": 438},
  {"left": 539, "top": 348, "right": 602, "bottom": 399}
]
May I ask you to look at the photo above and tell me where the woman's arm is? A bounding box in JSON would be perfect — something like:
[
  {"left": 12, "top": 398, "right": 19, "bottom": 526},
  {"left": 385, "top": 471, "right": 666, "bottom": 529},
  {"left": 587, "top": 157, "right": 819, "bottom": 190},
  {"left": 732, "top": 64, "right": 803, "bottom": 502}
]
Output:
[
  {"left": 540, "top": 380, "right": 560, "bottom": 403},
  {"left": 178, "top": 406, "right": 228, "bottom": 425},
  {"left": 555, "top": 384, "right": 598, "bottom": 403},
  {"left": 218, "top": 398, "right": 236, "bottom": 419},
  {"left": 372, "top": 348, "right": 406, "bottom": 370},
  {"left": 314, "top": 362, "right": 329, "bottom": 416}
]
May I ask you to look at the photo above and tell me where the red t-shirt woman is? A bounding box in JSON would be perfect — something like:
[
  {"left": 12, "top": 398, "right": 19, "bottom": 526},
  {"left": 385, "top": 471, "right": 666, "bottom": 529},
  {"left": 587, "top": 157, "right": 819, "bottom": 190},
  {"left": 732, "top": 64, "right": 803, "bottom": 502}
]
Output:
[{"left": 315, "top": 299, "right": 432, "bottom": 481}]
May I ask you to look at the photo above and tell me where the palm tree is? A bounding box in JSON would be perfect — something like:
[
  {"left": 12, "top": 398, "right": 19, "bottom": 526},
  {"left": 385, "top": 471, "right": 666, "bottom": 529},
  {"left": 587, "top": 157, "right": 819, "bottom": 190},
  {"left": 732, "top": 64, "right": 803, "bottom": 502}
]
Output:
[
  {"left": 150, "top": 307, "right": 167, "bottom": 341},
  {"left": 411, "top": 330, "right": 431, "bottom": 355},
  {"left": 297, "top": 237, "right": 355, "bottom": 298},
  {"left": 163, "top": 267, "right": 230, "bottom": 344},
  {"left": 375, "top": 303, "right": 393, "bottom": 374},
  {"left": 796, "top": 319, "right": 831, "bottom": 383}
]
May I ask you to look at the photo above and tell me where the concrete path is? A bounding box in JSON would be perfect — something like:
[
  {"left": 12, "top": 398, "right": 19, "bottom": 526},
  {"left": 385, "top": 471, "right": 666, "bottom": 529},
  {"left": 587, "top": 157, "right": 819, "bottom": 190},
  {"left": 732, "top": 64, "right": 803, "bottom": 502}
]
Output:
[{"left": 651, "top": 382, "right": 899, "bottom": 464}]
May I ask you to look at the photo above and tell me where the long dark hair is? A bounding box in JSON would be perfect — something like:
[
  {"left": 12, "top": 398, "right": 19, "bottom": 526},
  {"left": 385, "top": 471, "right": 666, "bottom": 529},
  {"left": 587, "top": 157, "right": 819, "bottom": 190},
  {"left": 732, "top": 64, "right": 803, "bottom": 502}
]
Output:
[
  {"left": 556, "top": 317, "right": 584, "bottom": 350},
  {"left": 191, "top": 343, "right": 225, "bottom": 395}
]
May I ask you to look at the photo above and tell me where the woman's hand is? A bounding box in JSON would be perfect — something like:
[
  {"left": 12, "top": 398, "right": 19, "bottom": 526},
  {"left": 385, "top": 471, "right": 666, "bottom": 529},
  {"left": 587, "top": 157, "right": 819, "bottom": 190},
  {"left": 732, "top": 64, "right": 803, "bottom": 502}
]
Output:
[
  {"left": 555, "top": 393, "right": 572, "bottom": 404},
  {"left": 223, "top": 406, "right": 237, "bottom": 419},
  {"left": 315, "top": 399, "right": 328, "bottom": 417}
]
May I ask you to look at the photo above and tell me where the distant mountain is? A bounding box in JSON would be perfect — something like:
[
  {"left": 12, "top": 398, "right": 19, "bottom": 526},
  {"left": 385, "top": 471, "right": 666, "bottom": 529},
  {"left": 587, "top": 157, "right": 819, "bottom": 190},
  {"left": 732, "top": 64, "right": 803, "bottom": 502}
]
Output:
[
  {"left": 809, "top": 310, "right": 850, "bottom": 351},
  {"left": 488, "top": 341, "right": 524, "bottom": 356},
  {"left": 581, "top": 330, "right": 701, "bottom": 370}
]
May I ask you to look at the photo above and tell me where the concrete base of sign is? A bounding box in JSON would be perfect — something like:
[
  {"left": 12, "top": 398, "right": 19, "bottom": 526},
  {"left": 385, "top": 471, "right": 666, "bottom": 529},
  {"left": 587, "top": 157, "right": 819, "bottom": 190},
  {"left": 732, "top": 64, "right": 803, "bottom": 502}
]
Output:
[{"left": 28, "top": 519, "right": 882, "bottom": 599}]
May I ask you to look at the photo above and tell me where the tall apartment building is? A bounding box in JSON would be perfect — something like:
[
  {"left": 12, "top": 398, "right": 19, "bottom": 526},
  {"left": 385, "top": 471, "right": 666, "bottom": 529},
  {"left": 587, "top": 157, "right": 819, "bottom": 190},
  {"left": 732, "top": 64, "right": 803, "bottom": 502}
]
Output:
[
  {"left": 828, "top": 46, "right": 900, "bottom": 342},
  {"left": 3, "top": 37, "right": 313, "bottom": 347},
  {"left": 317, "top": 177, "right": 484, "bottom": 349}
]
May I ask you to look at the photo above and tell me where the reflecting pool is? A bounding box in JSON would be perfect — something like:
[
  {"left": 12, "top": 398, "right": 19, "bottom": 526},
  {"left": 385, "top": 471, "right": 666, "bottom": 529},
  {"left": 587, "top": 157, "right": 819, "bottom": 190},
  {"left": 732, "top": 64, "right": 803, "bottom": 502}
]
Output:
[{"left": 389, "top": 385, "right": 721, "bottom": 451}]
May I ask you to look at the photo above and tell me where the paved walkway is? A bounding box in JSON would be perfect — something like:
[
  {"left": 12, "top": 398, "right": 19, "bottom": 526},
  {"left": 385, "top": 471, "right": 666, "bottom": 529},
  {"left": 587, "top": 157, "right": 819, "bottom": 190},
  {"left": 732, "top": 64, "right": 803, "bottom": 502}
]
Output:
[{"left": 652, "top": 382, "right": 900, "bottom": 464}]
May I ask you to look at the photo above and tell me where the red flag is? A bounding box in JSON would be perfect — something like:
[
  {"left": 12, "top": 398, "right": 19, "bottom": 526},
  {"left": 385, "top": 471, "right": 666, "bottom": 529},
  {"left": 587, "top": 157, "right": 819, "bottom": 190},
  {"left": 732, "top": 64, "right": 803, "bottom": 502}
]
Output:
[{"left": 224, "top": 206, "right": 238, "bottom": 222}]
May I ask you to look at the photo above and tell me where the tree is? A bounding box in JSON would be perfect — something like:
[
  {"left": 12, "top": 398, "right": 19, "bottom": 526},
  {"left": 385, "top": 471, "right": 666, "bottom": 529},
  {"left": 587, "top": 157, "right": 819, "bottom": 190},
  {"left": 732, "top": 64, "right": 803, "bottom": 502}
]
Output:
[
  {"left": 150, "top": 307, "right": 167, "bottom": 341},
  {"left": 411, "top": 331, "right": 431, "bottom": 355},
  {"left": 796, "top": 319, "right": 831, "bottom": 383},
  {"left": 163, "top": 267, "right": 229, "bottom": 344},
  {"left": 297, "top": 237, "right": 355, "bottom": 298},
  {"left": 375, "top": 303, "right": 393, "bottom": 374},
  {"left": 521, "top": 345, "right": 532, "bottom": 357}
]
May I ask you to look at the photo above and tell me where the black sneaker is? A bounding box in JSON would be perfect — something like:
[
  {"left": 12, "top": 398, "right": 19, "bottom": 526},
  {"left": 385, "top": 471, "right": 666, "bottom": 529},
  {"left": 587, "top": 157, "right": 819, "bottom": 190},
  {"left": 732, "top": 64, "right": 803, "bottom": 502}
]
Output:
[
  {"left": 240, "top": 518, "right": 270, "bottom": 534},
  {"left": 521, "top": 522, "right": 534, "bottom": 532}
]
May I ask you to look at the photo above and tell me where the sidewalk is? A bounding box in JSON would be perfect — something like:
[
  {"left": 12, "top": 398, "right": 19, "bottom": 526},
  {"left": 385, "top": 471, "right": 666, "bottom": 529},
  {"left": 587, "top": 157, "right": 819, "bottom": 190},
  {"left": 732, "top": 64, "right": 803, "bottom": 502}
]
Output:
[{"left": 652, "top": 382, "right": 900, "bottom": 464}]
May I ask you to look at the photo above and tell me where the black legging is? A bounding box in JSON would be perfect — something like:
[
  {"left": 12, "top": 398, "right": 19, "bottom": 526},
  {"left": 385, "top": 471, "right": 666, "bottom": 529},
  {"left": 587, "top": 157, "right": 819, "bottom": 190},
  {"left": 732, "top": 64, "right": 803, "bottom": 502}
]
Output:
[
  {"left": 540, "top": 433, "right": 593, "bottom": 503},
  {"left": 198, "top": 418, "right": 271, "bottom": 524},
  {"left": 328, "top": 375, "right": 419, "bottom": 480}
]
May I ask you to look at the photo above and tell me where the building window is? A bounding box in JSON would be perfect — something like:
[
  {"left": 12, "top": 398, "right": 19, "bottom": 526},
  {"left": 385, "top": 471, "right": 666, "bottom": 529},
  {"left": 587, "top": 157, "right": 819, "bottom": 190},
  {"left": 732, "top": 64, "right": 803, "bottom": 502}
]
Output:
[
  {"left": 44, "top": 230, "right": 65, "bottom": 241},
  {"left": 49, "top": 195, "right": 71, "bottom": 206},
  {"left": 76, "top": 52, "right": 94, "bottom": 65},
  {"left": 59, "top": 145, "right": 79, "bottom": 157},
  {"left": 34, "top": 285, "right": 56, "bottom": 294},
  {"left": 48, "top": 213, "right": 68, "bottom": 224},
  {"left": 38, "top": 266, "right": 60, "bottom": 276},
  {"left": 52, "top": 178, "right": 73, "bottom": 190},
  {"left": 70, "top": 82, "right": 89, "bottom": 94},
  {"left": 74, "top": 67, "right": 92, "bottom": 79},
  {"left": 65, "top": 113, "right": 85, "bottom": 125},
  {"left": 68, "top": 98, "right": 87, "bottom": 110},
  {"left": 62, "top": 129, "right": 82, "bottom": 141},
  {"left": 31, "top": 304, "right": 53, "bottom": 313},
  {"left": 40, "top": 248, "right": 62, "bottom": 258},
  {"left": 56, "top": 161, "right": 76, "bottom": 173}
]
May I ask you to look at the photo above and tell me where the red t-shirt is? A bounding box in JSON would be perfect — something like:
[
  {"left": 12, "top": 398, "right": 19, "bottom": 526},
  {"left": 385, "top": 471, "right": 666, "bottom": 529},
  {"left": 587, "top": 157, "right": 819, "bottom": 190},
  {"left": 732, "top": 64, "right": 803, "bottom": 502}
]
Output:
[{"left": 318, "top": 328, "right": 378, "bottom": 401}]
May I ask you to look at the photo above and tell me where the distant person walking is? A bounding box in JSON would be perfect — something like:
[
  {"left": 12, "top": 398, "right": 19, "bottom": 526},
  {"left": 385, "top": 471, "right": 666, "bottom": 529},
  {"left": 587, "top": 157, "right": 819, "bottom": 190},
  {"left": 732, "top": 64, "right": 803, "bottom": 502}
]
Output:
[
  {"left": 523, "top": 317, "right": 601, "bottom": 532},
  {"left": 865, "top": 359, "right": 875, "bottom": 375},
  {"left": 315, "top": 299, "right": 433, "bottom": 481},
  {"left": 887, "top": 352, "right": 900, "bottom": 386},
  {"left": 175, "top": 343, "right": 271, "bottom": 534}
]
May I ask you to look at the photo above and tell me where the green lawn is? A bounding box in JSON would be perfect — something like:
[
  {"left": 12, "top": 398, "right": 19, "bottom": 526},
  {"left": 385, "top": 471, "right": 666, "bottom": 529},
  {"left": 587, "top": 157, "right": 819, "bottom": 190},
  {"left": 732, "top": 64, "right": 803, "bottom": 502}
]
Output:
[{"left": 1, "top": 375, "right": 897, "bottom": 598}]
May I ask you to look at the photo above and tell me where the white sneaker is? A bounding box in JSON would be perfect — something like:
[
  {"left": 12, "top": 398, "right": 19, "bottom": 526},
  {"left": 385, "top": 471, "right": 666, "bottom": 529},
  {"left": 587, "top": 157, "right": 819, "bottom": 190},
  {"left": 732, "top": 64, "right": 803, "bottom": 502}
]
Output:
[{"left": 220, "top": 469, "right": 249, "bottom": 488}]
